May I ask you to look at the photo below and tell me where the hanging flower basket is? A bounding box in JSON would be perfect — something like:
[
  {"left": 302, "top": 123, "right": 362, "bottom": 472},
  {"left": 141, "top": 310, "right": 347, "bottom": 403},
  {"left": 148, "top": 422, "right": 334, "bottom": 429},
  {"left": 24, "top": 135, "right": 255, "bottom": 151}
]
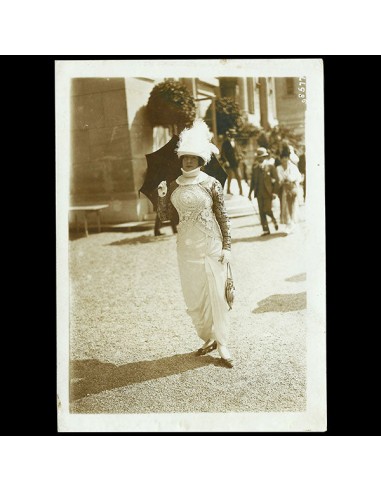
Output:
[
  {"left": 146, "top": 80, "right": 196, "bottom": 131},
  {"left": 205, "top": 97, "right": 241, "bottom": 136}
]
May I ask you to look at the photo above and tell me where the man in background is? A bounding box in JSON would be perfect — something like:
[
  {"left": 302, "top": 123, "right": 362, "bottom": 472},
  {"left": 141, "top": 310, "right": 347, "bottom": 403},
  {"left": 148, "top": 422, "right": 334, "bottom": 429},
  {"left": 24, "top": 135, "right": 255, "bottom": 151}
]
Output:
[
  {"left": 298, "top": 145, "right": 306, "bottom": 201},
  {"left": 221, "top": 129, "right": 244, "bottom": 195},
  {"left": 249, "top": 147, "right": 279, "bottom": 236}
]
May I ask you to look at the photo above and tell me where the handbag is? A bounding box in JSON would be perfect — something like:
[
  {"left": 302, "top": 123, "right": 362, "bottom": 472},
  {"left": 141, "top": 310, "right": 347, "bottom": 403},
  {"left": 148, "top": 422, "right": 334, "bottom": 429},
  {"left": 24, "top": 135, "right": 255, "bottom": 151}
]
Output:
[{"left": 225, "top": 262, "right": 235, "bottom": 310}]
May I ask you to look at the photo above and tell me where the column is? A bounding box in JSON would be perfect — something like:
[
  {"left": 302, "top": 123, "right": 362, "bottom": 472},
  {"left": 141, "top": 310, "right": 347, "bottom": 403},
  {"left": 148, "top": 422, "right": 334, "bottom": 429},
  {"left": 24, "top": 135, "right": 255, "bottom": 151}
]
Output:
[{"left": 238, "top": 77, "right": 249, "bottom": 115}]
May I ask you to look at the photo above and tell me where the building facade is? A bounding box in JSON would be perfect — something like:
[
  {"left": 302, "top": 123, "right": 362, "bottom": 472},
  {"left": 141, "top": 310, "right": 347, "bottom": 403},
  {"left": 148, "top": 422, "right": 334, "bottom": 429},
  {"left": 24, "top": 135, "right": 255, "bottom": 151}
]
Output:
[
  {"left": 70, "top": 76, "right": 304, "bottom": 225},
  {"left": 274, "top": 77, "right": 306, "bottom": 140}
]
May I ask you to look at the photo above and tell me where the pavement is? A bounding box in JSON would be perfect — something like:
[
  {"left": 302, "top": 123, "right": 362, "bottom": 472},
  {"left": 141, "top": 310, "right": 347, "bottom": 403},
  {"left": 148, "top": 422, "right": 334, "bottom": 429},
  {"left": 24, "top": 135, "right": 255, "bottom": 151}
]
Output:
[{"left": 69, "top": 192, "right": 307, "bottom": 414}]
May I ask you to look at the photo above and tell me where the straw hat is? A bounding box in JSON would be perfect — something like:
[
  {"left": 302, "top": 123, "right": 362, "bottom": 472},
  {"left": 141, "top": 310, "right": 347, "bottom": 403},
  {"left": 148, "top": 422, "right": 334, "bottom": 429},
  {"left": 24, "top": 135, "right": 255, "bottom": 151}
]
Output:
[{"left": 256, "top": 147, "right": 269, "bottom": 158}]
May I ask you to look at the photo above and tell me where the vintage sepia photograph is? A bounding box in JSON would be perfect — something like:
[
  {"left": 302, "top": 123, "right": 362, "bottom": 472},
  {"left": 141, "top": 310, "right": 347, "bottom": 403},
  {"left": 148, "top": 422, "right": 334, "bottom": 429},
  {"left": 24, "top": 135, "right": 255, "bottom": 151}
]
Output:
[{"left": 56, "top": 59, "right": 326, "bottom": 432}]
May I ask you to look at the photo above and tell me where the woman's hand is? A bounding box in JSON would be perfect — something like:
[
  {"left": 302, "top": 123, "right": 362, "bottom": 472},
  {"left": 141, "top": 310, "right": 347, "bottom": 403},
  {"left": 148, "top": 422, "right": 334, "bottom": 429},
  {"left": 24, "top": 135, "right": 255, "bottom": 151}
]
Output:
[
  {"left": 157, "top": 181, "right": 167, "bottom": 197},
  {"left": 219, "top": 249, "right": 231, "bottom": 265}
]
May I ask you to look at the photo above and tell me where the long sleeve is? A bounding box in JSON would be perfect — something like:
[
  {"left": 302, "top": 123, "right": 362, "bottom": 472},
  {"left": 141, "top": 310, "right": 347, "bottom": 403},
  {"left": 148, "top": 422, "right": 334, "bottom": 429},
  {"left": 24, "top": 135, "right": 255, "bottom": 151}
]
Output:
[
  {"left": 249, "top": 166, "right": 258, "bottom": 196},
  {"left": 277, "top": 166, "right": 285, "bottom": 183},
  {"left": 157, "top": 181, "right": 178, "bottom": 223},
  {"left": 291, "top": 164, "right": 302, "bottom": 185},
  {"left": 211, "top": 179, "right": 231, "bottom": 251},
  {"left": 157, "top": 191, "right": 171, "bottom": 222},
  {"left": 270, "top": 164, "right": 280, "bottom": 194}
]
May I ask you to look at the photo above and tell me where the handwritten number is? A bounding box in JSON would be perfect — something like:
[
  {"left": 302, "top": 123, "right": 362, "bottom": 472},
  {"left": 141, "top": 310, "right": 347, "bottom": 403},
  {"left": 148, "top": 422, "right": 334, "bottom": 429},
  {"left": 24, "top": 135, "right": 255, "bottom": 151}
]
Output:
[{"left": 297, "top": 78, "right": 306, "bottom": 103}]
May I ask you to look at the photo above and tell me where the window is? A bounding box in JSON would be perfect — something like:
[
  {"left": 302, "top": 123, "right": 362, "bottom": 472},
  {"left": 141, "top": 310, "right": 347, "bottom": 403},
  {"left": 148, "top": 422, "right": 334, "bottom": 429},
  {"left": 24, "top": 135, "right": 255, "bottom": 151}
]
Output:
[{"left": 285, "top": 78, "right": 295, "bottom": 95}]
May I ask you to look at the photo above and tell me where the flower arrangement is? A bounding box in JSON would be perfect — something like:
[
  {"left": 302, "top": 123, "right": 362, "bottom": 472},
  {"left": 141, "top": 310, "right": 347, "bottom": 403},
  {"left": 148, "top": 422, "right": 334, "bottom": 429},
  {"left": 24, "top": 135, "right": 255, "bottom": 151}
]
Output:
[{"left": 146, "top": 80, "right": 196, "bottom": 131}]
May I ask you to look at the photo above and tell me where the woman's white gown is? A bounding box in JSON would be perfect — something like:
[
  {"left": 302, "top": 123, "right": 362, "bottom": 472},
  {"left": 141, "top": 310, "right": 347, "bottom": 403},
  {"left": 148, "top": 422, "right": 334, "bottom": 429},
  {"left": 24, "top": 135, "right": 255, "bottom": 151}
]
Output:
[
  {"left": 169, "top": 173, "right": 230, "bottom": 346},
  {"left": 277, "top": 162, "right": 302, "bottom": 225}
]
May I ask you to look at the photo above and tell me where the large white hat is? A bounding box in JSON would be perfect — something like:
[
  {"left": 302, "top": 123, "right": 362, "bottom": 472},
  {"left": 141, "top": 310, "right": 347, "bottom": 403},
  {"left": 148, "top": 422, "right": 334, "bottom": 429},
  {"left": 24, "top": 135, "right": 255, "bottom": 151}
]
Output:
[{"left": 176, "top": 119, "right": 219, "bottom": 163}]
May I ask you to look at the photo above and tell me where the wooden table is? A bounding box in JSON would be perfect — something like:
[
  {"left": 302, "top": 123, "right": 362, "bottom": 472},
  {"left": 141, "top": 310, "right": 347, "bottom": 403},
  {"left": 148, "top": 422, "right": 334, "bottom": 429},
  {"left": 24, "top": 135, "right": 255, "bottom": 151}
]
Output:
[{"left": 70, "top": 205, "right": 109, "bottom": 236}]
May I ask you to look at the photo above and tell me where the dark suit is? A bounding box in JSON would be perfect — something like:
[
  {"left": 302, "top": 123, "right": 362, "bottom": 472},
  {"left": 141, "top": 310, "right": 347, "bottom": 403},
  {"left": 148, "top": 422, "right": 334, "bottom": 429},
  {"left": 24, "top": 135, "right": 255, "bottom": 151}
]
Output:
[
  {"left": 249, "top": 163, "right": 279, "bottom": 232},
  {"left": 298, "top": 153, "right": 306, "bottom": 200},
  {"left": 221, "top": 139, "right": 240, "bottom": 169},
  {"left": 221, "top": 138, "right": 243, "bottom": 194}
]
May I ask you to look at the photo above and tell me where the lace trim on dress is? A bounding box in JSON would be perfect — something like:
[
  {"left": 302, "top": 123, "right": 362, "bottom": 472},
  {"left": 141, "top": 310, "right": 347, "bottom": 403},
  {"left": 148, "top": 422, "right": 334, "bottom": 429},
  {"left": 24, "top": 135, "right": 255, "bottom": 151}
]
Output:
[
  {"left": 171, "top": 184, "right": 222, "bottom": 242},
  {"left": 159, "top": 175, "right": 231, "bottom": 251},
  {"left": 210, "top": 179, "right": 231, "bottom": 251}
]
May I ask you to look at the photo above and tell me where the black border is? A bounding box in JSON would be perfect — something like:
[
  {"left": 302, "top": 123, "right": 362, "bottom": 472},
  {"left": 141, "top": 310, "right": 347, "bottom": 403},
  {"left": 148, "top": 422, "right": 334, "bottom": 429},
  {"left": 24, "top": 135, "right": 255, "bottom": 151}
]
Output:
[{"left": 5, "top": 56, "right": 374, "bottom": 436}]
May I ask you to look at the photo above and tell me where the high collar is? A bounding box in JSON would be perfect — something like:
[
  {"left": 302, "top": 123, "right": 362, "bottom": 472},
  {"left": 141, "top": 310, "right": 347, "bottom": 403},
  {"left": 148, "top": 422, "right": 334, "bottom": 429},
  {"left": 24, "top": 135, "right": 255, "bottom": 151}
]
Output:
[
  {"left": 176, "top": 168, "right": 209, "bottom": 185},
  {"left": 181, "top": 167, "right": 201, "bottom": 178}
]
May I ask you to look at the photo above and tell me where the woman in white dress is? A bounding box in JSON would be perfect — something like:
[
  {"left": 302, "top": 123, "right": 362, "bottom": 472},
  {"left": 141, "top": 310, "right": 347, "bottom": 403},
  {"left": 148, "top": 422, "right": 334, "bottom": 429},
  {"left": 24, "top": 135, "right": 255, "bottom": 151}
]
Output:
[
  {"left": 158, "top": 120, "right": 234, "bottom": 368},
  {"left": 277, "top": 148, "right": 302, "bottom": 234}
]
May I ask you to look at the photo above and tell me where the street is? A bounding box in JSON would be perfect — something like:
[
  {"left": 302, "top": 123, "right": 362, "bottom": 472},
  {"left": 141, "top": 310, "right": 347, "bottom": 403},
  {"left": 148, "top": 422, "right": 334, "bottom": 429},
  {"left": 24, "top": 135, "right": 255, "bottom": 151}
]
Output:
[{"left": 69, "top": 201, "right": 306, "bottom": 414}]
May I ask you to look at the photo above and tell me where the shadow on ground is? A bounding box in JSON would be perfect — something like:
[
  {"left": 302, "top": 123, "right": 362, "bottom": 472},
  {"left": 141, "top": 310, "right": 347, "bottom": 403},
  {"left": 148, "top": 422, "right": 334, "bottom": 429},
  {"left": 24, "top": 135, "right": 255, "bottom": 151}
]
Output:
[
  {"left": 70, "top": 352, "right": 218, "bottom": 401},
  {"left": 285, "top": 273, "right": 306, "bottom": 282},
  {"left": 69, "top": 231, "right": 99, "bottom": 241},
  {"left": 106, "top": 234, "right": 173, "bottom": 246},
  {"left": 234, "top": 223, "right": 258, "bottom": 230},
  {"left": 232, "top": 232, "right": 287, "bottom": 243},
  {"left": 253, "top": 292, "right": 307, "bottom": 313}
]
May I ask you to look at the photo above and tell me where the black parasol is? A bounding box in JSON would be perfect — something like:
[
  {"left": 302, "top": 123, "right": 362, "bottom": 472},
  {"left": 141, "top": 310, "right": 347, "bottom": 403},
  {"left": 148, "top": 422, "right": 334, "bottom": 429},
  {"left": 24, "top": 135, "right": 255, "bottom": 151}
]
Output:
[
  {"left": 203, "top": 154, "right": 228, "bottom": 189},
  {"left": 140, "top": 135, "right": 181, "bottom": 207},
  {"left": 140, "top": 135, "right": 228, "bottom": 206}
]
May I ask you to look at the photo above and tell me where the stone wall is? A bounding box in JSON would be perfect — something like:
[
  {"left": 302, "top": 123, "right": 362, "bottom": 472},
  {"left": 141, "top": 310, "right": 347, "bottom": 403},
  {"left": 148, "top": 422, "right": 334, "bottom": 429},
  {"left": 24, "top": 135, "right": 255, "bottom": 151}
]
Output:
[{"left": 70, "top": 77, "right": 156, "bottom": 224}]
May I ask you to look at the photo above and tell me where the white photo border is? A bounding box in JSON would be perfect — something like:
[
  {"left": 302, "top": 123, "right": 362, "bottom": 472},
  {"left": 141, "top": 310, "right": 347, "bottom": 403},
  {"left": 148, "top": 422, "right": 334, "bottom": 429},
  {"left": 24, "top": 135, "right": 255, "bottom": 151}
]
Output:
[{"left": 56, "top": 58, "right": 326, "bottom": 432}]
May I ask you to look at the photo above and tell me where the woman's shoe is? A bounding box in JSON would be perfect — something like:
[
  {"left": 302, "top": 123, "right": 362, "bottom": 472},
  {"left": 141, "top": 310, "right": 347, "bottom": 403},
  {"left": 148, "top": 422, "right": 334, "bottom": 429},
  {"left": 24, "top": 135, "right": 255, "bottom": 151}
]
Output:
[
  {"left": 221, "top": 358, "right": 234, "bottom": 368},
  {"left": 195, "top": 340, "right": 217, "bottom": 356},
  {"left": 217, "top": 344, "right": 234, "bottom": 368}
]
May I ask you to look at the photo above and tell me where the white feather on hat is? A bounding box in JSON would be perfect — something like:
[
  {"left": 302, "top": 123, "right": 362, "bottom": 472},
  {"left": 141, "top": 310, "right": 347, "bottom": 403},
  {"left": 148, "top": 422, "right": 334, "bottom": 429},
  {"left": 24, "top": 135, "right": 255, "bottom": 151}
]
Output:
[{"left": 176, "top": 119, "right": 219, "bottom": 163}]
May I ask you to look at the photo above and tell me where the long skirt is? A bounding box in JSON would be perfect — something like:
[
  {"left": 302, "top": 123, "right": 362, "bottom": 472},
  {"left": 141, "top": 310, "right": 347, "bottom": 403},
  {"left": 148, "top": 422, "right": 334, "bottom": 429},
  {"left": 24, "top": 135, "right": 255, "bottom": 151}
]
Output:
[
  {"left": 280, "top": 188, "right": 299, "bottom": 225},
  {"left": 177, "top": 225, "right": 229, "bottom": 346}
]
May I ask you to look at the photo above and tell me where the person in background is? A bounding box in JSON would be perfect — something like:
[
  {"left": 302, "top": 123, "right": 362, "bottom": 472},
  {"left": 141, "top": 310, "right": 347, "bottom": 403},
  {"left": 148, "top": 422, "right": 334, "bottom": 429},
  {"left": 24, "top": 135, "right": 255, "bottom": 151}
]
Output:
[
  {"left": 288, "top": 144, "right": 300, "bottom": 167},
  {"left": 221, "top": 129, "right": 244, "bottom": 195},
  {"left": 248, "top": 147, "right": 279, "bottom": 236},
  {"left": 277, "top": 148, "right": 302, "bottom": 234},
  {"left": 257, "top": 131, "right": 269, "bottom": 149},
  {"left": 154, "top": 210, "right": 177, "bottom": 236},
  {"left": 270, "top": 143, "right": 282, "bottom": 168},
  {"left": 298, "top": 145, "right": 306, "bottom": 201}
]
